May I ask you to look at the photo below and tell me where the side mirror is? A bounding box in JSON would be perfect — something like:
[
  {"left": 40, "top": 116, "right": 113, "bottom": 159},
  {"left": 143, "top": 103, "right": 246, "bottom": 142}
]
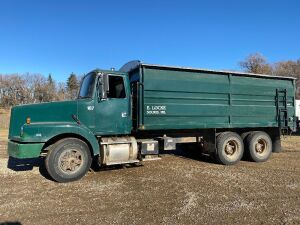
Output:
[
  {"left": 98, "top": 74, "right": 109, "bottom": 100},
  {"left": 103, "top": 74, "right": 109, "bottom": 92}
]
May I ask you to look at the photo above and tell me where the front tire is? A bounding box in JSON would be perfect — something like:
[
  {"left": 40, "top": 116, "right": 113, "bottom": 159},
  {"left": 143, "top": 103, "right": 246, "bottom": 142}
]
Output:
[
  {"left": 45, "top": 138, "right": 92, "bottom": 183},
  {"left": 246, "top": 131, "right": 272, "bottom": 162},
  {"left": 215, "top": 132, "right": 244, "bottom": 165}
]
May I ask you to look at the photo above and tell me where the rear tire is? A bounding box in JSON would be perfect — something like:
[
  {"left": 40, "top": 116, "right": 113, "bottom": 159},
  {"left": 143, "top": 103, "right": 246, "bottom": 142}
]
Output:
[
  {"left": 241, "top": 131, "right": 252, "bottom": 160},
  {"left": 45, "top": 138, "right": 92, "bottom": 183},
  {"left": 241, "top": 131, "right": 251, "bottom": 141},
  {"left": 246, "top": 131, "right": 272, "bottom": 162},
  {"left": 215, "top": 132, "right": 244, "bottom": 165}
]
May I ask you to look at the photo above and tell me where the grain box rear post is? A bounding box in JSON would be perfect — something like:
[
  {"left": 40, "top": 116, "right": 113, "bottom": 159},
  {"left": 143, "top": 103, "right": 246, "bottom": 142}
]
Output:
[
  {"left": 126, "top": 63, "right": 296, "bottom": 132},
  {"left": 296, "top": 99, "right": 300, "bottom": 131}
]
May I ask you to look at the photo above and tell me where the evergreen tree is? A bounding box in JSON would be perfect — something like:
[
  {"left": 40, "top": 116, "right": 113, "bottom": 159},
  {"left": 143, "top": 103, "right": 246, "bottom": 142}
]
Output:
[
  {"left": 66, "top": 73, "right": 79, "bottom": 99},
  {"left": 47, "top": 74, "right": 54, "bottom": 86},
  {"left": 44, "top": 73, "right": 56, "bottom": 101}
]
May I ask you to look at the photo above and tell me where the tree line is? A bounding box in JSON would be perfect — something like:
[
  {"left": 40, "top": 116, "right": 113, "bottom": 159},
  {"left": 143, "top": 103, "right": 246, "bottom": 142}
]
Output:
[
  {"left": 0, "top": 53, "right": 299, "bottom": 108},
  {"left": 0, "top": 73, "right": 81, "bottom": 108},
  {"left": 239, "top": 53, "right": 300, "bottom": 99},
  {"left": 240, "top": 53, "right": 300, "bottom": 78}
]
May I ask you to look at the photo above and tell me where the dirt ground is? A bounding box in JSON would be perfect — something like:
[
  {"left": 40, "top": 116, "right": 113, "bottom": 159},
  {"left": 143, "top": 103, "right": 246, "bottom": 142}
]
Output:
[{"left": 0, "top": 131, "right": 299, "bottom": 225}]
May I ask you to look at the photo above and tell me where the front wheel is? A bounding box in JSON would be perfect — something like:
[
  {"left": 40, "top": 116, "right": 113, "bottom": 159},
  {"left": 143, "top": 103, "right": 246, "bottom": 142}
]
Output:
[
  {"left": 45, "top": 138, "right": 92, "bottom": 183},
  {"left": 215, "top": 132, "right": 244, "bottom": 165}
]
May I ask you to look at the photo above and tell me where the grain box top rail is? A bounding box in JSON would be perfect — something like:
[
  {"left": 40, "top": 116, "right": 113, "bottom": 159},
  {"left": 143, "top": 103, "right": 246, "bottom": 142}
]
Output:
[{"left": 120, "top": 60, "right": 297, "bottom": 81}]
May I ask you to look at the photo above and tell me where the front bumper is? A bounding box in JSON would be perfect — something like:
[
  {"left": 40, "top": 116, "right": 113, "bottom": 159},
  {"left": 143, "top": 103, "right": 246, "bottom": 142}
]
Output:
[{"left": 8, "top": 140, "right": 44, "bottom": 159}]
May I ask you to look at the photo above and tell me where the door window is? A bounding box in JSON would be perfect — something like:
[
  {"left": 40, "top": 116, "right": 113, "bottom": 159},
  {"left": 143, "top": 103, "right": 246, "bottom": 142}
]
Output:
[{"left": 107, "top": 76, "right": 126, "bottom": 98}]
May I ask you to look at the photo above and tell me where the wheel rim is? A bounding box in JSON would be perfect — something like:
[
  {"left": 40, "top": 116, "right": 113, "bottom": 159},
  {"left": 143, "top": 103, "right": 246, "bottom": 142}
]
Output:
[
  {"left": 255, "top": 138, "right": 268, "bottom": 155},
  {"left": 58, "top": 149, "right": 84, "bottom": 174},
  {"left": 224, "top": 140, "right": 239, "bottom": 160}
]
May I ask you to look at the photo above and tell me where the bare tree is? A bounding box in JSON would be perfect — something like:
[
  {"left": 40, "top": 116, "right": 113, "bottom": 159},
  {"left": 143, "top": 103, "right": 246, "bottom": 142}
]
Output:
[
  {"left": 0, "top": 73, "right": 67, "bottom": 107},
  {"left": 239, "top": 53, "right": 273, "bottom": 74},
  {"left": 0, "top": 74, "right": 27, "bottom": 107},
  {"left": 274, "top": 60, "right": 300, "bottom": 78},
  {"left": 240, "top": 53, "right": 300, "bottom": 99},
  {"left": 57, "top": 81, "right": 67, "bottom": 101},
  {"left": 273, "top": 60, "right": 300, "bottom": 99}
]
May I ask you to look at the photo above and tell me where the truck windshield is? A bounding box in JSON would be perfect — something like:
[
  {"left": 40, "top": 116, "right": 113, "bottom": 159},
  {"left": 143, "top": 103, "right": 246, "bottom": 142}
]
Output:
[{"left": 78, "top": 73, "right": 96, "bottom": 99}]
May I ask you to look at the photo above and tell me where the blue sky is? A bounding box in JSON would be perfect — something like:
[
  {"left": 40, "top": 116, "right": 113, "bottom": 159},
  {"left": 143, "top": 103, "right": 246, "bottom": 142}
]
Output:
[{"left": 0, "top": 0, "right": 299, "bottom": 82}]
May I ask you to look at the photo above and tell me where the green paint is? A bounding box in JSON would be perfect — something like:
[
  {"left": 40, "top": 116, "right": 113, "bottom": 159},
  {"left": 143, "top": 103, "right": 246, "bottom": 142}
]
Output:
[
  {"left": 134, "top": 65, "right": 296, "bottom": 131},
  {"left": 93, "top": 74, "right": 131, "bottom": 135},
  {"left": 8, "top": 141, "right": 44, "bottom": 159}
]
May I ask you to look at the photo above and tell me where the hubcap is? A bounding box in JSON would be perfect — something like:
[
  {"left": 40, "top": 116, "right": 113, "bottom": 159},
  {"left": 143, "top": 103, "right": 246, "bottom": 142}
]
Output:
[
  {"left": 224, "top": 140, "right": 239, "bottom": 159},
  {"left": 59, "top": 149, "right": 83, "bottom": 173},
  {"left": 255, "top": 139, "right": 267, "bottom": 154}
]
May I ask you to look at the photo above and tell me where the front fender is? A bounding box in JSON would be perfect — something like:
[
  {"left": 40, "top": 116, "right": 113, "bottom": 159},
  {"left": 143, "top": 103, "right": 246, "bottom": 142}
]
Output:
[{"left": 14, "top": 122, "right": 100, "bottom": 156}]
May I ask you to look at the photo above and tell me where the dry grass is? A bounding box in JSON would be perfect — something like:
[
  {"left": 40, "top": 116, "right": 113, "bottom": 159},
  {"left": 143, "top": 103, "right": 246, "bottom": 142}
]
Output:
[
  {"left": 0, "top": 108, "right": 10, "bottom": 129},
  {"left": 281, "top": 135, "right": 300, "bottom": 151},
  {"left": 0, "top": 129, "right": 8, "bottom": 158},
  {"left": 0, "top": 129, "right": 8, "bottom": 138}
]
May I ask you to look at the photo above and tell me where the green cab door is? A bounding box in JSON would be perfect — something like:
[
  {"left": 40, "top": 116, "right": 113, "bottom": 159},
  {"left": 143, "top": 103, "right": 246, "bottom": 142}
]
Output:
[{"left": 94, "top": 74, "right": 131, "bottom": 135}]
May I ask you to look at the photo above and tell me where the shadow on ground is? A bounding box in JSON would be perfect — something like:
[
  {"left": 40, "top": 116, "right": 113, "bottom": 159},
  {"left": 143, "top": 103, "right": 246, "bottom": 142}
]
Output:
[
  {"left": 7, "top": 157, "right": 41, "bottom": 171},
  {"left": 0, "top": 222, "right": 22, "bottom": 225},
  {"left": 7, "top": 157, "right": 53, "bottom": 180},
  {"left": 6, "top": 156, "right": 144, "bottom": 181},
  {"left": 161, "top": 144, "right": 215, "bottom": 164}
]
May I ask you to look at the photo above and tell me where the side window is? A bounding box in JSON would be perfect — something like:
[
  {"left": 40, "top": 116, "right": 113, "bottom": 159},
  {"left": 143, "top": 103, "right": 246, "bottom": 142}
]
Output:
[{"left": 107, "top": 76, "right": 126, "bottom": 98}]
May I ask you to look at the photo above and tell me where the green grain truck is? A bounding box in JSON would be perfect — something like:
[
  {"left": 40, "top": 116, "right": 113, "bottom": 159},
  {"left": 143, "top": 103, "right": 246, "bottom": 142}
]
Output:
[{"left": 7, "top": 61, "right": 297, "bottom": 182}]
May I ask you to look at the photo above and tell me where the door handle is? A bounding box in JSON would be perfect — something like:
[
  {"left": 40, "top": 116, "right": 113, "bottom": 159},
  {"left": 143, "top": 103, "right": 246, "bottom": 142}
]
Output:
[{"left": 121, "top": 112, "right": 127, "bottom": 118}]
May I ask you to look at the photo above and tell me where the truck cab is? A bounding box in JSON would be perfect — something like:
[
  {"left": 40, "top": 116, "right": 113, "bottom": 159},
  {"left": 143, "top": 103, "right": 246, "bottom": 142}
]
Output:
[
  {"left": 8, "top": 69, "right": 138, "bottom": 182},
  {"left": 77, "top": 70, "right": 132, "bottom": 135}
]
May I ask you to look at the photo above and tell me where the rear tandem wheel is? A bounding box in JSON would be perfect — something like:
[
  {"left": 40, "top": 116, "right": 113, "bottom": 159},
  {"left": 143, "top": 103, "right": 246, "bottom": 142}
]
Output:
[
  {"left": 246, "top": 131, "right": 272, "bottom": 162},
  {"left": 215, "top": 132, "right": 244, "bottom": 165}
]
